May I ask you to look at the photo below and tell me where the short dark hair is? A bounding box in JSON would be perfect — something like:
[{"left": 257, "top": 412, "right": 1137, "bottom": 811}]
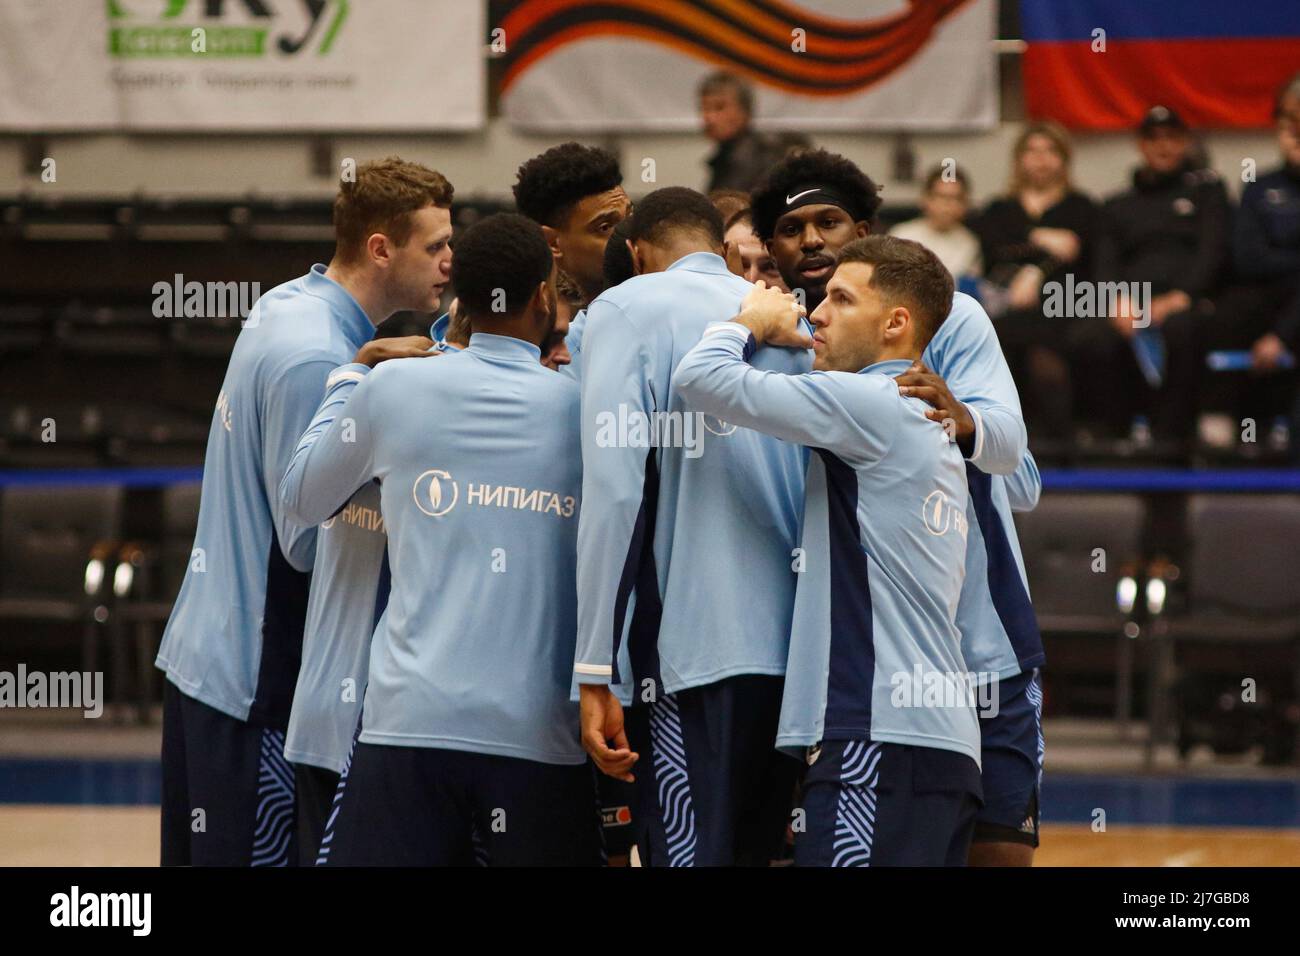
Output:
[
  {"left": 923, "top": 163, "right": 970, "bottom": 194},
  {"left": 451, "top": 213, "right": 553, "bottom": 323},
  {"left": 601, "top": 218, "right": 636, "bottom": 290},
  {"left": 724, "top": 207, "right": 754, "bottom": 233},
  {"left": 698, "top": 71, "right": 753, "bottom": 114},
  {"left": 708, "top": 188, "right": 751, "bottom": 224},
  {"left": 750, "top": 148, "right": 883, "bottom": 242},
  {"left": 835, "top": 235, "right": 953, "bottom": 349},
  {"left": 512, "top": 142, "right": 623, "bottom": 229},
  {"left": 626, "top": 187, "right": 724, "bottom": 247}
]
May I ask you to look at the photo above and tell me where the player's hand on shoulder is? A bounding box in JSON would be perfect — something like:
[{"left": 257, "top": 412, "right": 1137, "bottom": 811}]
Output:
[
  {"left": 353, "top": 335, "right": 437, "bottom": 368},
  {"left": 895, "top": 361, "right": 975, "bottom": 440},
  {"left": 736, "top": 280, "right": 811, "bottom": 350}
]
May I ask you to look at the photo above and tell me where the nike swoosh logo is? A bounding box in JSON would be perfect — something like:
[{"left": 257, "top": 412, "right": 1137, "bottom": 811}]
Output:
[{"left": 785, "top": 188, "right": 818, "bottom": 205}]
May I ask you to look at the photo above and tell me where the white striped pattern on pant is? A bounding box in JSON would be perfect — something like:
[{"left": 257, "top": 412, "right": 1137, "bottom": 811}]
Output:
[
  {"left": 313, "top": 734, "right": 358, "bottom": 866},
  {"left": 831, "top": 740, "right": 882, "bottom": 868},
  {"left": 251, "top": 729, "right": 295, "bottom": 867},
  {"left": 1026, "top": 669, "right": 1045, "bottom": 790},
  {"left": 649, "top": 692, "right": 698, "bottom": 867}
]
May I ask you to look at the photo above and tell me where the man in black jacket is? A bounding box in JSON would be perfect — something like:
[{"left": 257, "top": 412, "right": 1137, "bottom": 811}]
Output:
[
  {"left": 1183, "top": 75, "right": 1300, "bottom": 448},
  {"left": 699, "top": 72, "right": 794, "bottom": 193},
  {"left": 1071, "top": 106, "right": 1230, "bottom": 448}
]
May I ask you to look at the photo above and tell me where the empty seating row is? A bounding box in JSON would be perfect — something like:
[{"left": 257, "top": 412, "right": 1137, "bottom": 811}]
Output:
[
  {"left": 1, "top": 482, "right": 1296, "bottom": 756},
  {"left": 1015, "top": 493, "right": 1300, "bottom": 764}
]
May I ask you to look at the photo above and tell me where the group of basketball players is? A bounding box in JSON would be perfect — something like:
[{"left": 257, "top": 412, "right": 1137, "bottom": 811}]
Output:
[{"left": 156, "top": 141, "right": 1045, "bottom": 867}]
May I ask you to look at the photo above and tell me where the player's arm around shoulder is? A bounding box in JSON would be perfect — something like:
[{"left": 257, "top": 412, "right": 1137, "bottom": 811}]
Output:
[
  {"left": 259, "top": 354, "right": 343, "bottom": 572},
  {"left": 677, "top": 282, "right": 899, "bottom": 467},
  {"left": 277, "top": 363, "right": 374, "bottom": 530},
  {"left": 279, "top": 337, "right": 434, "bottom": 529},
  {"left": 578, "top": 297, "right": 658, "bottom": 496},
  {"left": 912, "top": 292, "right": 1027, "bottom": 475},
  {"left": 674, "top": 279, "right": 807, "bottom": 406},
  {"left": 1004, "top": 451, "right": 1042, "bottom": 513}
]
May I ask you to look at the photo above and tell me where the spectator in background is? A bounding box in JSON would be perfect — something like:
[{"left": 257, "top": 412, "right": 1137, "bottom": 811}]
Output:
[
  {"left": 974, "top": 122, "right": 1096, "bottom": 442},
  {"left": 1244, "top": 75, "right": 1300, "bottom": 369},
  {"left": 722, "top": 208, "right": 787, "bottom": 290},
  {"left": 699, "top": 71, "right": 794, "bottom": 193},
  {"left": 1214, "top": 72, "right": 1300, "bottom": 449},
  {"left": 889, "top": 164, "right": 983, "bottom": 280},
  {"left": 1071, "top": 107, "right": 1230, "bottom": 450}
]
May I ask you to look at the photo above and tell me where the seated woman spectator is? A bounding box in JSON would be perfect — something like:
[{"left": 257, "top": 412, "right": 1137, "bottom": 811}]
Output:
[
  {"left": 974, "top": 121, "right": 1096, "bottom": 443},
  {"left": 889, "top": 164, "right": 983, "bottom": 281}
]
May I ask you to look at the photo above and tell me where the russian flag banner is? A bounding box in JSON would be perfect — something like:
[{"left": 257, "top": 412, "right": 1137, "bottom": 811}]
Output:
[{"left": 1021, "top": 0, "right": 1300, "bottom": 129}]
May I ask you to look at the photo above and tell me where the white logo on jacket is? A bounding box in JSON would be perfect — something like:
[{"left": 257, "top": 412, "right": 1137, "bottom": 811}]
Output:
[
  {"left": 215, "top": 390, "right": 233, "bottom": 433},
  {"left": 322, "top": 500, "right": 385, "bottom": 533},
  {"left": 412, "top": 470, "right": 576, "bottom": 519},
  {"left": 413, "top": 469, "right": 458, "bottom": 517},
  {"left": 922, "top": 489, "right": 967, "bottom": 539},
  {"left": 701, "top": 415, "right": 737, "bottom": 437}
]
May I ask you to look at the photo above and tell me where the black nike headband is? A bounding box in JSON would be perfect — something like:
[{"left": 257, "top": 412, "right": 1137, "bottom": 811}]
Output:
[{"left": 780, "top": 183, "right": 872, "bottom": 224}]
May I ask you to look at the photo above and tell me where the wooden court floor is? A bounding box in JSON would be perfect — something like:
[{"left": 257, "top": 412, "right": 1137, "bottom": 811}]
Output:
[{"left": 1, "top": 808, "right": 1297, "bottom": 867}]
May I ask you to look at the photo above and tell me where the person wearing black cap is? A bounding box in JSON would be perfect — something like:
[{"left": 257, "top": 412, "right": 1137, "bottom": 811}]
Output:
[{"left": 1069, "top": 105, "right": 1231, "bottom": 450}]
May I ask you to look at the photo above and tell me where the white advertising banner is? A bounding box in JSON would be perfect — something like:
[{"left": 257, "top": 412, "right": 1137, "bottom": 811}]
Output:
[
  {"left": 496, "top": 0, "right": 997, "bottom": 132},
  {"left": 0, "top": 0, "right": 484, "bottom": 131}
]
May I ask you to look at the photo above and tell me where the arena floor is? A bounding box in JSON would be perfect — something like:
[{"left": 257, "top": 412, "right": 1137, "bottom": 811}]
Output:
[{"left": 1, "top": 712, "right": 1296, "bottom": 867}]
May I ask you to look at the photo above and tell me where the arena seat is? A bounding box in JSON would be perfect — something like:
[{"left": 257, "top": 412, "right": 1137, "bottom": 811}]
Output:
[
  {"left": 1015, "top": 493, "right": 1146, "bottom": 728},
  {"left": 0, "top": 304, "right": 47, "bottom": 354},
  {"left": 168, "top": 313, "right": 243, "bottom": 359},
  {"left": 1159, "top": 494, "right": 1300, "bottom": 762},
  {"left": 114, "top": 483, "right": 202, "bottom": 718},
  {"left": 0, "top": 484, "right": 125, "bottom": 676},
  {"left": 1015, "top": 493, "right": 1145, "bottom": 632},
  {"left": 53, "top": 303, "right": 167, "bottom": 358},
  {"left": 0, "top": 401, "right": 108, "bottom": 468}
]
